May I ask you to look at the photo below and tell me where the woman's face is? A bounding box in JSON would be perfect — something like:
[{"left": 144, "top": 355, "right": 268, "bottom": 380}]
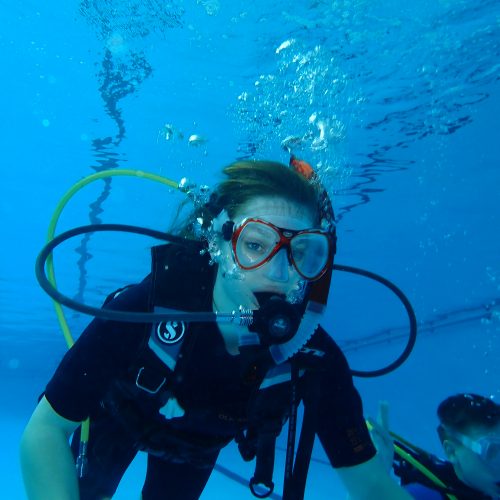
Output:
[{"left": 213, "top": 196, "right": 317, "bottom": 310}]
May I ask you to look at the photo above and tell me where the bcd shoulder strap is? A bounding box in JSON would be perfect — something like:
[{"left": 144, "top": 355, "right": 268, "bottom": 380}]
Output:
[{"left": 148, "top": 241, "right": 215, "bottom": 371}]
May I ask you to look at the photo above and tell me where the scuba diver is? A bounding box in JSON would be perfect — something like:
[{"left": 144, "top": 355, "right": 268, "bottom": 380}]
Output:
[
  {"left": 370, "top": 393, "right": 500, "bottom": 500},
  {"left": 20, "top": 160, "right": 413, "bottom": 499}
]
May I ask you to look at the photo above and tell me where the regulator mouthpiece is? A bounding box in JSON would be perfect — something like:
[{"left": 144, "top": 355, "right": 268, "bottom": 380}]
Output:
[{"left": 249, "top": 293, "right": 302, "bottom": 346}]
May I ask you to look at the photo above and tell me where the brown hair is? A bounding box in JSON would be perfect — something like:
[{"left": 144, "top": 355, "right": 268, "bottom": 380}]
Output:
[{"left": 174, "top": 160, "right": 324, "bottom": 239}]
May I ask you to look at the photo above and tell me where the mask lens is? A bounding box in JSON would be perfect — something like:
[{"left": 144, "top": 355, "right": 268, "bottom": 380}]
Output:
[
  {"left": 235, "top": 221, "right": 280, "bottom": 268},
  {"left": 291, "top": 232, "right": 329, "bottom": 280}
]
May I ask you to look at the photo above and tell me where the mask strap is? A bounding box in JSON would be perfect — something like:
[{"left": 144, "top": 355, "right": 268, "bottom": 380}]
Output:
[{"left": 221, "top": 220, "right": 234, "bottom": 241}]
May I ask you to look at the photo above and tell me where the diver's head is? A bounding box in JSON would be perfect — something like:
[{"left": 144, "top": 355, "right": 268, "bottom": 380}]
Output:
[
  {"left": 437, "top": 393, "right": 500, "bottom": 497},
  {"left": 209, "top": 160, "right": 325, "bottom": 224},
  {"left": 207, "top": 160, "right": 335, "bottom": 310}
]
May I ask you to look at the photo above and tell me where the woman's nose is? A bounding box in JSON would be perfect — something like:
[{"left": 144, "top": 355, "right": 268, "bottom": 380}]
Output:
[{"left": 266, "top": 248, "right": 291, "bottom": 282}]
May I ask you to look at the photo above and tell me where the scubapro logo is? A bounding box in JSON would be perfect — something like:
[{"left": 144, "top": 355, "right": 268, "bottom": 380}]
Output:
[{"left": 156, "top": 321, "right": 185, "bottom": 344}]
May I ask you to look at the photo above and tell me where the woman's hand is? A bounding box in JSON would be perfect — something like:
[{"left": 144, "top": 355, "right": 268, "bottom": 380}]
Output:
[{"left": 367, "top": 400, "right": 395, "bottom": 473}]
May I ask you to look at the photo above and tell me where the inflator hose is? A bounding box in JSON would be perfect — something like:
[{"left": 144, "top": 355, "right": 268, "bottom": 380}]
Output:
[
  {"left": 35, "top": 223, "right": 417, "bottom": 378},
  {"left": 334, "top": 264, "right": 417, "bottom": 378}
]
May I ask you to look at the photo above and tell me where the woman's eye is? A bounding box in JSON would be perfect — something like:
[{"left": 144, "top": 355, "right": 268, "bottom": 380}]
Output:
[
  {"left": 293, "top": 248, "right": 305, "bottom": 260},
  {"left": 246, "top": 241, "right": 264, "bottom": 253},
  {"left": 293, "top": 243, "right": 307, "bottom": 260}
]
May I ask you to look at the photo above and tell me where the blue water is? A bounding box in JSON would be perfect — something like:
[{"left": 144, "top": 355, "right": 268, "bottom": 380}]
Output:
[{"left": 1, "top": 1, "right": 499, "bottom": 498}]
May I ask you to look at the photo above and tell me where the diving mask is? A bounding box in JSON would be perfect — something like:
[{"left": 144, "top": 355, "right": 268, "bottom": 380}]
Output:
[
  {"left": 453, "top": 432, "right": 500, "bottom": 472},
  {"left": 225, "top": 218, "right": 332, "bottom": 281}
]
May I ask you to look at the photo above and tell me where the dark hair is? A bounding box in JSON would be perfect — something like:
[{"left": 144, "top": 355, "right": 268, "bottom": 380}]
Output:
[
  {"left": 175, "top": 160, "right": 325, "bottom": 239},
  {"left": 437, "top": 393, "right": 500, "bottom": 442}
]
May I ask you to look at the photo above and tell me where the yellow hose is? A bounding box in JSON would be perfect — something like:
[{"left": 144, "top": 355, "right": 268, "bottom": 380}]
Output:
[
  {"left": 45, "top": 169, "right": 179, "bottom": 455},
  {"left": 366, "top": 421, "right": 457, "bottom": 500}
]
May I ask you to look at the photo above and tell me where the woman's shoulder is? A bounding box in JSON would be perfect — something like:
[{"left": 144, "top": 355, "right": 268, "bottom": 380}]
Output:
[
  {"left": 294, "top": 325, "right": 352, "bottom": 378},
  {"left": 102, "top": 275, "right": 152, "bottom": 312},
  {"left": 305, "top": 325, "right": 345, "bottom": 357},
  {"left": 72, "top": 277, "right": 153, "bottom": 353}
]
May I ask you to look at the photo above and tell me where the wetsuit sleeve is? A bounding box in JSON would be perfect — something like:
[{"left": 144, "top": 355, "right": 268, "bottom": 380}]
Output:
[
  {"left": 44, "top": 279, "right": 151, "bottom": 422},
  {"left": 302, "top": 327, "right": 376, "bottom": 468}
]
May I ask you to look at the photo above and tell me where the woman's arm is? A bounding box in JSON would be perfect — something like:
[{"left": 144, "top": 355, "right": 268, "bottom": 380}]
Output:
[
  {"left": 20, "top": 396, "right": 81, "bottom": 500},
  {"left": 337, "top": 455, "right": 414, "bottom": 500},
  {"left": 302, "top": 330, "right": 412, "bottom": 499}
]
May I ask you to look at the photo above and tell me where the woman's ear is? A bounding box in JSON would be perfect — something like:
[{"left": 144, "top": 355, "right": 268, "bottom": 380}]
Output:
[{"left": 211, "top": 209, "right": 229, "bottom": 234}]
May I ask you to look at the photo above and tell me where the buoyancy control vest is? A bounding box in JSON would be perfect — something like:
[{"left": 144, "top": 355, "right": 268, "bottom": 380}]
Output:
[{"left": 99, "top": 240, "right": 303, "bottom": 468}]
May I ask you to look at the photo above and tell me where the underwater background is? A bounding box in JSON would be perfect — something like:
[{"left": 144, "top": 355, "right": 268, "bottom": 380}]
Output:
[{"left": 1, "top": 0, "right": 499, "bottom": 498}]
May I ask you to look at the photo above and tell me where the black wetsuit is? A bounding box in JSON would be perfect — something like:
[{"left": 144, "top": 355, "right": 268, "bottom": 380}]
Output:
[{"left": 44, "top": 264, "right": 375, "bottom": 499}]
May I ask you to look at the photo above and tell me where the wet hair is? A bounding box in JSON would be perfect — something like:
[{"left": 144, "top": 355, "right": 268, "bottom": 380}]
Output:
[
  {"left": 175, "top": 160, "right": 326, "bottom": 239},
  {"left": 437, "top": 393, "right": 500, "bottom": 442}
]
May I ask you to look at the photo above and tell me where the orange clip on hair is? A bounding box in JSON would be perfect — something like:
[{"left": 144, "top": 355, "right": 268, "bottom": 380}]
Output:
[{"left": 290, "top": 155, "right": 315, "bottom": 181}]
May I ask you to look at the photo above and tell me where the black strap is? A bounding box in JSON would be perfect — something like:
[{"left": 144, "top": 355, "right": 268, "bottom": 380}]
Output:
[
  {"left": 288, "top": 405, "right": 315, "bottom": 499},
  {"left": 282, "top": 363, "right": 300, "bottom": 499}
]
